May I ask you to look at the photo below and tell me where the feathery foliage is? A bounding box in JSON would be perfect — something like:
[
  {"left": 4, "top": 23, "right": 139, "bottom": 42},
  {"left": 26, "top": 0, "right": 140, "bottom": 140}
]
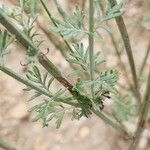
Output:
[
  {"left": 1, "top": 0, "right": 40, "bottom": 62},
  {"left": 52, "top": 6, "right": 85, "bottom": 40},
  {"left": 1, "top": 2, "right": 149, "bottom": 148},
  {"left": 113, "top": 94, "right": 137, "bottom": 121},
  {"left": 0, "top": 30, "right": 15, "bottom": 65}
]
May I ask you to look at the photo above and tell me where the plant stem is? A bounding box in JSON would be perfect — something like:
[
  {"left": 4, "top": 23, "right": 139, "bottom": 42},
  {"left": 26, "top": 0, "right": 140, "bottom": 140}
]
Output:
[
  {"left": 99, "top": 4, "right": 135, "bottom": 94},
  {"left": 109, "top": 33, "right": 132, "bottom": 84},
  {"left": 0, "top": 65, "right": 77, "bottom": 106},
  {"left": 39, "top": 0, "right": 73, "bottom": 53},
  {"left": 81, "top": 0, "right": 86, "bottom": 10},
  {"left": 109, "top": 0, "right": 141, "bottom": 103},
  {"left": 0, "top": 7, "right": 128, "bottom": 136},
  {"left": 36, "top": 21, "right": 77, "bottom": 71},
  {"left": 30, "top": 0, "right": 36, "bottom": 17},
  {"left": 139, "top": 42, "right": 150, "bottom": 76},
  {"left": 0, "top": 139, "right": 15, "bottom": 150},
  {"left": 38, "top": 52, "right": 74, "bottom": 93},
  {"left": 89, "top": 0, "right": 95, "bottom": 98},
  {"left": 0, "top": 65, "right": 52, "bottom": 97},
  {"left": 91, "top": 108, "right": 129, "bottom": 136},
  {"left": 129, "top": 68, "right": 150, "bottom": 150},
  {"left": 0, "top": 9, "right": 36, "bottom": 50},
  {"left": 37, "top": 21, "right": 68, "bottom": 58}
]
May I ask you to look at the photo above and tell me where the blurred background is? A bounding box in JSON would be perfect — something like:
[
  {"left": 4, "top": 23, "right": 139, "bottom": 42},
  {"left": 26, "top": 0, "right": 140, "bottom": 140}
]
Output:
[{"left": 0, "top": 0, "right": 149, "bottom": 150}]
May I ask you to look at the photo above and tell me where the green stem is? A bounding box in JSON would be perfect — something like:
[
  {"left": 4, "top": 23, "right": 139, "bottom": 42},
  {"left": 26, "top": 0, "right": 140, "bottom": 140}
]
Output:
[
  {"left": 0, "top": 66, "right": 52, "bottom": 98},
  {"left": 30, "top": 0, "right": 36, "bottom": 17},
  {"left": 81, "top": 0, "right": 86, "bottom": 10},
  {"left": 39, "top": 0, "right": 73, "bottom": 53},
  {"left": 37, "top": 21, "right": 77, "bottom": 72},
  {"left": 0, "top": 65, "right": 77, "bottom": 106},
  {"left": 129, "top": 68, "right": 150, "bottom": 150},
  {"left": 109, "top": 0, "right": 141, "bottom": 103},
  {"left": 139, "top": 42, "right": 150, "bottom": 76},
  {"left": 37, "top": 21, "right": 68, "bottom": 58},
  {"left": 99, "top": 3, "right": 135, "bottom": 94},
  {"left": 109, "top": 30, "right": 135, "bottom": 89},
  {"left": 0, "top": 65, "right": 128, "bottom": 137},
  {"left": 0, "top": 139, "right": 15, "bottom": 150},
  {"left": 91, "top": 108, "right": 129, "bottom": 136},
  {"left": 0, "top": 8, "right": 37, "bottom": 50},
  {"left": 89, "top": 0, "right": 95, "bottom": 98},
  {"left": 98, "top": 4, "right": 134, "bottom": 99},
  {"left": 38, "top": 52, "right": 74, "bottom": 93}
]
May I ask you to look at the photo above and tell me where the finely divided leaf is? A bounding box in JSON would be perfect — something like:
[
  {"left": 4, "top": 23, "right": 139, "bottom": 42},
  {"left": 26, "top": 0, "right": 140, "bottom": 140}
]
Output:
[
  {"left": 0, "top": 30, "right": 15, "bottom": 65},
  {"left": 52, "top": 6, "right": 85, "bottom": 40},
  {"left": 113, "top": 94, "right": 137, "bottom": 121}
]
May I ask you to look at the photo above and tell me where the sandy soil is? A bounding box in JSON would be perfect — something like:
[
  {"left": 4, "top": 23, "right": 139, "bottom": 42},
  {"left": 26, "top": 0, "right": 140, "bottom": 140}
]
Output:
[{"left": 0, "top": 0, "right": 149, "bottom": 150}]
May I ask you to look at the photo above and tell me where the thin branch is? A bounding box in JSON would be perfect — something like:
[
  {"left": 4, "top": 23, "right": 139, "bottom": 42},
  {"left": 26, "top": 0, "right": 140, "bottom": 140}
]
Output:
[
  {"left": 129, "top": 68, "right": 150, "bottom": 150},
  {"left": 81, "top": 0, "right": 86, "bottom": 10},
  {"left": 89, "top": 0, "right": 95, "bottom": 98},
  {"left": 91, "top": 108, "right": 129, "bottom": 136},
  {"left": 139, "top": 42, "right": 150, "bottom": 76},
  {"left": 109, "top": 0, "right": 141, "bottom": 103},
  {"left": 39, "top": 0, "right": 73, "bottom": 53},
  {"left": 0, "top": 8, "right": 129, "bottom": 136},
  {"left": 36, "top": 21, "right": 77, "bottom": 70},
  {"left": 99, "top": 2, "right": 135, "bottom": 95},
  {"left": 0, "top": 65, "right": 52, "bottom": 97},
  {"left": 0, "top": 140, "right": 15, "bottom": 150},
  {"left": 109, "top": 33, "right": 132, "bottom": 85},
  {"left": 37, "top": 21, "right": 68, "bottom": 58},
  {"left": 38, "top": 52, "right": 73, "bottom": 93},
  {"left": 0, "top": 65, "right": 76, "bottom": 106}
]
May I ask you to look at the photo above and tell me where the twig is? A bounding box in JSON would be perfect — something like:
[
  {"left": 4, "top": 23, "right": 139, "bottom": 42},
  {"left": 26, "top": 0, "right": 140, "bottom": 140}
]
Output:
[
  {"left": 0, "top": 140, "right": 15, "bottom": 150},
  {"left": 139, "top": 42, "right": 150, "bottom": 76},
  {"left": 81, "top": 0, "right": 86, "bottom": 10},
  {"left": 0, "top": 66, "right": 52, "bottom": 97},
  {"left": 0, "top": 65, "right": 77, "bottom": 106},
  {"left": 99, "top": 2, "right": 134, "bottom": 95},
  {"left": 89, "top": 0, "right": 95, "bottom": 98},
  {"left": 36, "top": 21, "right": 69, "bottom": 60},
  {"left": 129, "top": 68, "right": 150, "bottom": 150},
  {"left": 109, "top": 31, "right": 136, "bottom": 93},
  {"left": 109, "top": 0, "right": 141, "bottom": 103},
  {"left": 39, "top": 0, "right": 73, "bottom": 53},
  {"left": 91, "top": 108, "right": 129, "bottom": 136}
]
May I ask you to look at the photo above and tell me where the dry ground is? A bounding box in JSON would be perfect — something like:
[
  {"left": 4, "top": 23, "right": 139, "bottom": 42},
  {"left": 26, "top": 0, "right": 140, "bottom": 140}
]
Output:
[{"left": 0, "top": 0, "right": 149, "bottom": 150}]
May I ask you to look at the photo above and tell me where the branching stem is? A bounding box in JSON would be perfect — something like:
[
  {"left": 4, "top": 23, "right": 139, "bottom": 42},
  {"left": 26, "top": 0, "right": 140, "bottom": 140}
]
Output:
[
  {"left": 139, "top": 42, "right": 150, "bottom": 76},
  {"left": 0, "top": 4, "right": 129, "bottom": 136},
  {"left": 109, "top": 0, "right": 141, "bottom": 103},
  {"left": 39, "top": 0, "right": 73, "bottom": 53},
  {"left": 129, "top": 68, "right": 150, "bottom": 150},
  {"left": 89, "top": 0, "right": 95, "bottom": 98},
  {"left": 0, "top": 139, "right": 15, "bottom": 150},
  {"left": 0, "top": 65, "right": 77, "bottom": 106}
]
